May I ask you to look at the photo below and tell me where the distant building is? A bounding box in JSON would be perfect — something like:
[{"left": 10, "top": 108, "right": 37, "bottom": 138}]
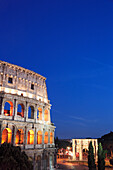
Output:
[
  {"left": 0, "top": 60, "right": 55, "bottom": 169},
  {"left": 72, "top": 139, "right": 98, "bottom": 161}
]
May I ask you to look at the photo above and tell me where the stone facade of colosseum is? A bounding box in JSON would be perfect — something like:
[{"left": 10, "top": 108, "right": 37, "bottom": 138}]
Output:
[{"left": 0, "top": 60, "right": 56, "bottom": 170}]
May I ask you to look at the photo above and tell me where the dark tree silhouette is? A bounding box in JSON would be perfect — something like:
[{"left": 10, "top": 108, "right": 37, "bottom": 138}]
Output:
[
  {"left": 0, "top": 143, "right": 33, "bottom": 170},
  {"left": 88, "top": 141, "right": 96, "bottom": 170},
  {"left": 98, "top": 142, "right": 106, "bottom": 170}
]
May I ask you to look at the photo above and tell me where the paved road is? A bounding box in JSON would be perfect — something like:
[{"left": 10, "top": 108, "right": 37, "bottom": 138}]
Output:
[
  {"left": 56, "top": 159, "right": 88, "bottom": 170},
  {"left": 56, "top": 159, "right": 113, "bottom": 170}
]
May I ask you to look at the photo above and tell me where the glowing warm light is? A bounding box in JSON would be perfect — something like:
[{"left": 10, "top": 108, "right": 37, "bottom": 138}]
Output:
[
  {"left": 4, "top": 101, "right": 13, "bottom": 116},
  {"left": 1, "top": 128, "right": 12, "bottom": 144},
  {"left": 37, "top": 131, "right": 42, "bottom": 144},
  {"left": 27, "top": 130, "right": 34, "bottom": 144},
  {"left": 44, "top": 132, "right": 48, "bottom": 144},
  {"left": 38, "top": 108, "right": 42, "bottom": 120},
  {"left": 44, "top": 109, "right": 48, "bottom": 121},
  {"left": 50, "top": 132, "right": 53, "bottom": 144},
  {"left": 15, "top": 129, "right": 24, "bottom": 144}
]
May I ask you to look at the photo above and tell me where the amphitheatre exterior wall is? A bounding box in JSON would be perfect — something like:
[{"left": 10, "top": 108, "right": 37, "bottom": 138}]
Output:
[{"left": 0, "top": 60, "right": 56, "bottom": 170}]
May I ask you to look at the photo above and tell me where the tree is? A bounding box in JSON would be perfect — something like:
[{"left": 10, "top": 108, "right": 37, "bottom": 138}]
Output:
[
  {"left": 98, "top": 142, "right": 106, "bottom": 170},
  {"left": 88, "top": 141, "right": 96, "bottom": 170},
  {"left": 0, "top": 143, "right": 33, "bottom": 170}
]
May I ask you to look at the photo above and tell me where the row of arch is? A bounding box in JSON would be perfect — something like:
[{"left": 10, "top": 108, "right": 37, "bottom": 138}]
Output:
[
  {"left": 4, "top": 101, "right": 49, "bottom": 121},
  {"left": 1, "top": 128, "right": 53, "bottom": 145}
]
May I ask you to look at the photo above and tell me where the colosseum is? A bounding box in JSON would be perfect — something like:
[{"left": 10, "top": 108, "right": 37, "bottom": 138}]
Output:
[{"left": 0, "top": 60, "right": 56, "bottom": 170}]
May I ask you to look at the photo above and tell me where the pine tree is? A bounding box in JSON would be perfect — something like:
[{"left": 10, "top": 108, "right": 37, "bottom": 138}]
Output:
[
  {"left": 98, "top": 142, "right": 106, "bottom": 170},
  {"left": 88, "top": 141, "right": 96, "bottom": 170}
]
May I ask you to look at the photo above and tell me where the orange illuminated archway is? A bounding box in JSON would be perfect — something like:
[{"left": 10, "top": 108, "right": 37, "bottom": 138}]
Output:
[
  {"left": 15, "top": 129, "right": 24, "bottom": 144},
  {"left": 50, "top": 132, "right": 53, "bottom": 144},
  {"left": 27, "top": 130, "right": 34, "bottom": 144},
  {"left": 4, "top": 101, "right": 13, "bottom": 116},
  {"left": 44, "top": 132, "right": 48, "bottom": 144},
  {"left": 17, "top": 104, "right": 24, "bottom": 117},
  {"left": 44, "top": 109, "right": 48, "bottom": 121},
  {"left": 38, "top": 108, "right": 42, "bottom": 120},
  {"left": 1, "top": 128, "right": 12, "bottom": 144},
  {"left": 37, "top": 131, "right": 42, "bottom": 144}
]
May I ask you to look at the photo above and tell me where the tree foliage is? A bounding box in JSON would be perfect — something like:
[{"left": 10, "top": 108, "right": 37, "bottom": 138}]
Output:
[
  {"left": 88, "top": 141, "right": 96, "bottom": 170},
  {"left": 55, "top": 137, "right": 71, "bottom": 149},
  {"left": 98, "top": 142, "right": 106, "bottom": 170},
  {"left": 0, "top": 143, "right": 33, "bottom": 170}
]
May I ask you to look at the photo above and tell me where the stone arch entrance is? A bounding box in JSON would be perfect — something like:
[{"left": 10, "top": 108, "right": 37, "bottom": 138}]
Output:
[{"left": 72, "top": 139, "right": 98, "bottom": 162}]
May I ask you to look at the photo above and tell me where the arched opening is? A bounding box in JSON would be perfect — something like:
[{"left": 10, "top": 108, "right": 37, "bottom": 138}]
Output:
[
  {"left": 27, "top": 130, "right": 34, "bottom": 144},
  {"left": 50, "top": 132, "right": 53, "bottom": 144},
  {"left": 37, "top": 108, "right": 42, "bottom": 120},
  {"left": 4, "top": 101, "right": 13, "bottom": 116},
  {"left": 28, "top": 106, "right": 34, "bottom": 119},
  {"left": 17, "top": 104, "right": 24, "bottom": 117},
  {"left": 15, "top": 129, "right": 24, "bottom": 144},
  {"left": 37, "top": 131, "right": 42, "bottom": 144},
  {"left": 82, "top": 148, "right": 88, "bottom": 160},
  {"left": 44, "top": 132, "right": 48, "bottom": 144},
  {"left": 44, "top": 109, "right": 48, "bottom": 121},
  {"left": 1, "top": 128, "right": 12, "bottom": 144}
]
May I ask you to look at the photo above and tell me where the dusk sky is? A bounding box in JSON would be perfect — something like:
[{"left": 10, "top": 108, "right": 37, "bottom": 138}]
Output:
[{"left": 0, "top": 0, "right": 113, "bottom": 139}]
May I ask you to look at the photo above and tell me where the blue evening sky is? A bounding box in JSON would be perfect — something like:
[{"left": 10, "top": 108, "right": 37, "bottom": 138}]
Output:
[{"left": 0, "top": 0, "right": 113, "bottom": 139}]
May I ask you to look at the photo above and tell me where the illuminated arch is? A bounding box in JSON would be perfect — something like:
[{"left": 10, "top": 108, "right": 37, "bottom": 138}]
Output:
[
  {"left": 37, "top": 108, "right": 42, "bottom": 120},
  {"left": 28, "top": 106, "right": 34, "bottom": 119},
  {"left": 44, "top": 132, "right": 48, "bottom": 144},
  {"left": 44, "top": 109, "right": 48, "bottom": 121},
  {"left": 15, "top": 129, "right": 24, "bottom": 144},
  {"left": 17, "top": 104, "right": 24, "bottom": 117},
  {"left": 37, "top": 131, "right": 42, "bottom": 144},
  {"left": 27, "top": 130, "right": 34, "bottom": 144},
  {"left": 4, "top": 101, "right": 13, "bottom": 116},
  {"left": 50, "top": 132, "right": 53, "bottom": 144},
  {"left": 1, "top": 128, "right": 12, "bottom": 144}
]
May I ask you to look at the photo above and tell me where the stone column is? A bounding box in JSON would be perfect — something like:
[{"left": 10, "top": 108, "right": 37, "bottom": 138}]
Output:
[
  {"left": 1, "top": 99, "right": 5, "bottom": 116},
  {"left": 12, "top": 126, "right": 16, "bottom": 145},
  {"left": 24, "top": 126, "right": 27, "bottom": 149},
  {"left": 72, "top": 139, "right": 76, "bottom": 160},
  {"left": 34, "top": 104, "right": 37, "bottom": 123},
  {"left": 0, "top": 97, "right": 3, "bottom": 115},
  {"left": 34, "top": 127, "right": 37, "bottom": 149},
  {"left": 13, "top": 99, "right": 16, "bottom": 120},
  {"left": 25, "top": 102, "right": 28, "bottom": 121},
  {"left": 42, "top": 128, "right": 45, "bottom": 147},
  {"left": 79, "top": 140, "right": 83, "bottom": 161}
]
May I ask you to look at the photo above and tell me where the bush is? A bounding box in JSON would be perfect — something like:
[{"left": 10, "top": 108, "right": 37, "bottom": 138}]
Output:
[{"left": 0, "top": 143, "right": 33, "bottom": 170}]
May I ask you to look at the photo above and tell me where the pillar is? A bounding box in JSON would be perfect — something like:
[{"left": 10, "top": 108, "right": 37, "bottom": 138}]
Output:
[
  {"left": 12, "top": 126, "right": 16, "bottom": 145},
  {"left": 13, "top": 99, "right": 16, "bottom": 120},
  {"left": 34, "top": 104, "right": 37, "bottom": 123},
  {"left": 34, "top": 127, "right": 37, "bottom": 149},
  {"left": 79, "top": 140, "right": 83, "bottom": 161},
  {"left": 0, "top": 97, "right": 3, "bottom": 115},
  {"left": 72, "top": 139, "right": 76, "bottom": 160}
]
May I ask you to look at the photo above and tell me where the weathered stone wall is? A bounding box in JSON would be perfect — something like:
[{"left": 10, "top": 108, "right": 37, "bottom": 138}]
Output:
[{"left": 0, "top": 60, "right": 56, "bottom": 170}]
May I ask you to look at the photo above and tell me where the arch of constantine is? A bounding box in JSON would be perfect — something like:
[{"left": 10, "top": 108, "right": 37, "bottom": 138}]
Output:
[
  {"left": 72, "top": 139, "right": 98, "bottom": 162},
  {"left": 0, "top": 60, "right": 55, "bottom": 170}
]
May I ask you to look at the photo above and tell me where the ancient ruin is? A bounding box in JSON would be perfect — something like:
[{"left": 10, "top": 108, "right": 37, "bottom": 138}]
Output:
[
  {"left": 72, "top": 139, "right": 98, "bottom": 161},
  {"left": 0, "top": 60, "right": 55, "bottom": 169}
]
